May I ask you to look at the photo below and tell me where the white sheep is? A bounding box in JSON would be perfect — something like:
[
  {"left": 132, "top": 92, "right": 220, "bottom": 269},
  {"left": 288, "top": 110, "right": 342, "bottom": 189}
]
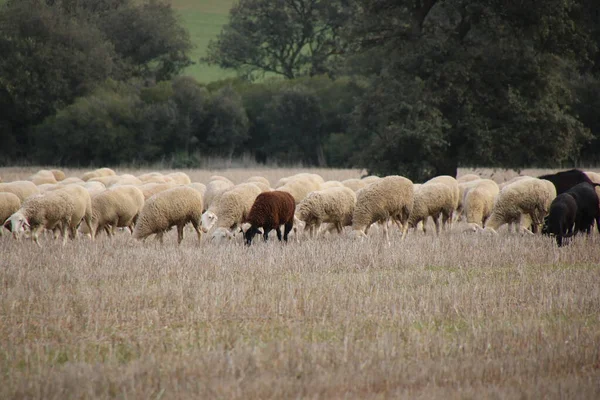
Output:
[
  {"left": 111, "top": 174, "right": 143, "bottom": 187},
  {"left": 462, "top": 179, "right": 499, "bottom": 228},
  {"left": 351, "top": 176, "right": 414, "bottom": 241},
  {"left": 60, "top": 177, "right": 84, "bottom": 185},
  {"left": 167, "top": 172, "right": 191, "bottom": 185},
  {"left": 201, "top": 183, "right": 263, "bottom": 237},
  {"left": 482, "top": 178, "right": 556, "bottom": 234},
  {"left": 50, "top": 169, "right": 66, "bottom": 182},
  {"left": 296, "top": 186, "right": 356, "bottom": 237},
  {"left": 203, "top": 179, "right": 235, "bottom": 212},
  {"left": 320, "top": 181, "right": 345, "bottom": 190},
  {"left": 187, "top": 182, "right": 207, "bottom": 198},
  {"left": 139, "top": 182, "right": 179, "bottom": 201},
  {"left": 498, "top": 175, "right": 533, "bottom": 190},
  {"left": 0, "top": 181, "right": 40, "bottom": 202},
  {"left": 133, "top": 186, "right": 203, "bottom": 244},
  {"left": 81, "top": 167, "right": 116, "bottom": 181},
  {"left": 246, "top": 176, "right": 271, "bottom": 187},
  {"left": 457, "top": 173, "right": 480, "bottom": 183},
  {"left": 342, "top": 179, "right": 367, "bottom": 192},
  {"left": 209, "top": 175, "right": 234, "bottom": 185},
  {"left": 5, "top": 189, "right": 82, "bottom": 246},
  {"left": 424, "top": 175, "right": 459, "bottom": 211},
  {"left": 81, "top": 185, "right": 145, "bottom": 238},
  {"left": 456, "top": 179, "right": 482, "bottom": 220},
  {"left": 361, "top": 176, "right": 381, "bottom": 185},
  {"left": 407, "top": 183, "right": 455, "bottom": 235},
  {"left": 1, "top": 192, "right": 21, "bottom": 236},
  {"left": 59, "top": 184, "right": 93, "bottom": 239},
  {"left": 279, "top": 178, "right": 321, "bottom": 203},
  {"left": 28, "top": 169, "right": 57, "bottom": 185},
  {"left": 137, "top": 172, "right": 173, "bottom": 184}
]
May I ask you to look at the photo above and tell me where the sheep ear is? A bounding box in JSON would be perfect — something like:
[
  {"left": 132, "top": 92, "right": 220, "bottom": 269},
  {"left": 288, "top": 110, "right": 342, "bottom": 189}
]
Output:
[{"left": 3, "top": 218, "right": 11, "bottom": 231}]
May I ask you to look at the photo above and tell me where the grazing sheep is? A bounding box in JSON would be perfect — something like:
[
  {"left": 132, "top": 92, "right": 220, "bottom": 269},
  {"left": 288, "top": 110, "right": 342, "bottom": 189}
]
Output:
[
  {"left": 408, "top": 183, "right": 455, "bottom": 235},
  {"left": 246, "top": 176, "right": 271, "bottom": 187},
  {"left": 60, "top": 177, "right": 84, "bottom": 185},
  {"left": 28, "top": 170, "right": 58, "bottom": 185},
  {"left": 351, "top": 175, "right": 414, "bottom": 241},
  {"left": 279, "top": 178, "right": 320, "bottom": 203},
  {"left": 1, "top": 193, "right": 21, "bottom": 236},
  {"left": 111, "top": 174, "right": 143, "bottom": 187},
  {"left": 89, "top": 176, "right": 121, "bottom": 187},
  {"left": 137, "top": 173, "right": 173, "bottom": 184},
  {"left": 139, "top": 182, "right": 179, "bottom": 201},
  {"left": 81, "top": 186, "right": 145, "bottom": 238},
  {"left": 81, "top": 167, "right": 116, "bottom": 181},
  {"left": 483, "top": 178, "right": 556, "bottom": 234},
  {"left": 342, "top": 179, "right": 367, "bottom": 192},
  {"left": 538, "top": 169, "right": 593, "bottom": 195},
  {"left": 542, "top": 193, "right": 578, "bottom": 246},
  {"left": 296, "top": 187, "right": 356, "bottom": 237},
  {"left": 59, "top": 185, "right": 93, "bottom": 239},
  {"left": 50, "top": 169, "right": 66, "bottom": 182},
  {"left": 133, "top": 186, "right": 203, "bottom": 244},
  {"left": 563, "top": 182, "right": 600, "bottom": 235},
  {"left": 201, "top": 183, "right": 263, "bottom": 237},
  {"left": 456, "top": 179, "right": 482, "bottom": 220},
  {"left": 361, "top": 176, "right": 381, "bottom": 185},
  {"left": 0, "top": 181, "right": 40, "bottom": 202},
  {"left": 243, "top": 191, "right": 296, "bottom": 246},
  {"left": 137, "top": 172, "right": 163, "bottom": 182},
  {"left": 187, "top": 183, "right": 207, "bottom": 198},
  {"left": 584, "top": 171, "right": 600, "bottom": 184},
  {"left": 463, "top": 180, "right": 500, "bottom": 227},
  {"left": 81, "top": 181, "right": 106, "bottom": 196},
  {"left": 498, "top": 176, "right": 533, "bottom": 190},
  {"left": 5, "top": 190, "right": 79, "bottom": 246},
  {"left": 209, "top": 175, "right": 234, "bottom": 185},
  {"left": 320, "top": 181, "right": 345, "bottom": 190},
  {"left": 203, "top": 180, "right": 235, "bottom": 212},
  {"left": 167, "top": 172, "right": 191, "bottom": 185},
  {"left": 245, "top": 181, "right": 270, "bottom": 193},
  {"left": 424, "top": 175, "right": 459, "bottom": 214},
  {"left": 457, "top": 174, "right": 480, "bottom": 183}
]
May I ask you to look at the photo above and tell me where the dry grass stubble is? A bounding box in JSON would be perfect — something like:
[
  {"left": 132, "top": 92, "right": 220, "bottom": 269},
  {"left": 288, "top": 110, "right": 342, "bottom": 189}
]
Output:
[{"left": 2, "top": 226, "right": 600, "bottom": 398}]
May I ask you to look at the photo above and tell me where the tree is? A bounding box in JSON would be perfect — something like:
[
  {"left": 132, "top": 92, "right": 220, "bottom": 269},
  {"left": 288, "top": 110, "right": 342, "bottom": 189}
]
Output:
[
  {"left": 345, "top": 0, "right": 596, "bottom": 180},
  {"left": 204, "top": 0, "right": 349, "bottom": 80}
]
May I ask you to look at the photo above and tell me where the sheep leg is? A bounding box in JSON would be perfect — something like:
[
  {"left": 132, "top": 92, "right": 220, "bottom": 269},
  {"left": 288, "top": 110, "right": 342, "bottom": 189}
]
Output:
[
  {"left": 190, "top": 219, "right": 202, "bottom": 242},
  {"left": 433, "top": 215, "right": 441, "bottom": 236},
  {"left": 276, "top": 226, "right": 282, "bottom": 241},
  {"left": 382, "top": 222, "right": 389, "bottom": 242},
  {"left": 156, "top": 232, "right": 164, "bottom": 244},
  {"left": 32, "top": 226, "right": 44, "bottom": 247},
  {"left": 176, "top": 224, "right": 184, "bottom": 245},
  {"left": 284, "top": 221, "right": 293, "bottom": 242},
  {"left": 61, "top": 223, "right": 69, "bottom": 246},
  {"left": 263, "top": 230, "right": 269, "bottom": 241}
]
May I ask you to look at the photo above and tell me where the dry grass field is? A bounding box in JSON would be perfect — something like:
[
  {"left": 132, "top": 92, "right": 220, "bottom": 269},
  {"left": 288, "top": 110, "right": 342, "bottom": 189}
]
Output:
[{"left": 1, "top": 167, "right": 600, "bottom": 399}]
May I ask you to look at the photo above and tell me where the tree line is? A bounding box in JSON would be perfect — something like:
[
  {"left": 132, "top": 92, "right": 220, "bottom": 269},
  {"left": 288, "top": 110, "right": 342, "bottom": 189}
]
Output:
[{"left": 1, "top": 0, "right": 600, "bottom": 180}]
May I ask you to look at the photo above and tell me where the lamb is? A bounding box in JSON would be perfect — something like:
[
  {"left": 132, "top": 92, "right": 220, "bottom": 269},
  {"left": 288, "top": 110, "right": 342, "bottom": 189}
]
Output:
[
  {"left": 80, "top": 186, "right": 145, "bottom": 238},
  {"left": 0, "top": 193, "right": 21, "bottom": 236},
  {"left": 167, "top": 172, "right": 191, "bottom": 185},
  {"left": 0, "top": 181, "right": 40, "bottom": 202},
  {"left": 463, "top": 179, "right": 500, "bottom": 227},
  {"left": 296, "top": 187, "right": 356, "bottom": 237},
  {"left": 203, "top": 179, "right": 235, "bottom": 212},
  {"left": 342, "top": 179, "right": 367, "bottom": 192},
  {"left": 133, "top": 186, "right": 203, "bottom": 244},
  {"left": 457, "top": 174, "right": 480, "bottom": 183},
  {"left": 28, "top": 170, "right": 57, "bottom": 185},
  {"left": 538, "top": 169, "right": 593, "bottom": 195},
  {"left": 407, "top": 183, "right": 454, "bottom": 235},
  {"left": 201, "top": 183, "right": 263, "bottom": 237},
  {"left": 483, "top": 178, "right": 556, "bottom": 234},
  {"left": 243, "top": 191, "right": 296, "bottom": 246},
  {"left": 5, "top": 189, "right": 81, "bottom": 246},
  {"left": 351, "top": 175, "right": 414, "bottom": 241},
  {"left": 542, "top": 193, "right": 578, "bottom": 246}
]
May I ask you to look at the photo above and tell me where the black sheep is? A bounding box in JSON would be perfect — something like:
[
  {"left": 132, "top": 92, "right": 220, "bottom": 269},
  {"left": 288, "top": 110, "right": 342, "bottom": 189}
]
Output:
[
  {"left": 538, "top": 169, "right": 593, "bottom": 195},
  {"left": 565, "top": 182, "right": 600, "bottom": 235},
  {"left": 542, "top": 193, "right": 577, "bottom": 246},
  {"left": 244, "top": 191, "right": 295, "bottom": 246}
]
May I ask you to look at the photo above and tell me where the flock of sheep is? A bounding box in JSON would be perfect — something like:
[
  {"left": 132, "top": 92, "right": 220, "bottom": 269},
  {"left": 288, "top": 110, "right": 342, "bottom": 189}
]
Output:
[{"left": 1, "top": 167, "right": 599, "bottom": 247}]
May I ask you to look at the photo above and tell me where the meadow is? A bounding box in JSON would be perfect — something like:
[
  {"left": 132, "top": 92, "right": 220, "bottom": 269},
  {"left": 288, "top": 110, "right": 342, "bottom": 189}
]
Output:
[
  {"left": 1, "top": 167, "right": 600, "bottom": 399},
  {"left": 172, "top": 0, "right": 237, "bottom": 83}
]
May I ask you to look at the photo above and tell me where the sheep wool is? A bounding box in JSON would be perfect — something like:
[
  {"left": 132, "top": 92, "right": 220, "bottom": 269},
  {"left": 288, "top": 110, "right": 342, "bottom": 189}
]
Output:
[
  {"left": 424, "top": 175, "right": 460, "bottom": 212},
  {"left": 167, "top": 172, "right": 192, "bottom": 185},
  {"left": 408, "top": 183, "right": 455, "bottom": 235},
  {"left": 351, "top": 175, "right": 414, "bottom": 241},
  {"left": 203, "top": 180, "right": 235, "bottom": 212},
  {"left": 463, "top": 179, "right": 500, "bottom": 227},
  {"left": 1, "top": 193, "right": 21, "bottom": 236},
  {"left": 133, "top": 186, "right": 203, "bottom": 244},
  {"left": 28, "top": 170, "right": 58, "bottom": 185},
  {"left": 202, "top": 183, "right": 263, "bottom": 235},
  {"left": 457, "top": 174, "right": 480, "bottom": 183},
  {"left": 0, "top": 181, "right": 40, "bottom": 202},
  {"left": 342, "top": 179, "right": 367, "bottom": 192},
  {"left": 82, "top": 186, "right": 145, "bottom": 238},
  {"left": 243, "top": 191, "right": 296, "bottom": 245},
  {"left": 296, "top": 186, "right": 356, "bottom": 237}
]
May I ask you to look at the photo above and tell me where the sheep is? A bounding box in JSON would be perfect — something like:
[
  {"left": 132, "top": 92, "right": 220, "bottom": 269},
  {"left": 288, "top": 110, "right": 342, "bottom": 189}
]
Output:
[
  {"left": 407, "top": 183, "right": 455, "bottom": 235},
  {"left": 137, "top": 172, "right": 163, "bottom": 181},
  {"left": 542, "top": 193, "right": 578, "bottom": 246},
  {"left": 296, "top": 187, "right": 356, "bottom": 237},
  {"left": 0, "top": 181, "right": 40, "bottom": 202},
  {"left": 89, "top": 176, "right": 121, "bottom": 187},
  {"left": 320, "top": 181, "right": 345, "bottom": 190},
  {"left": 28, "top": 170, "right": 58, "bottom": 185},
  {"left": 81, "top": 186, "right": 145, "bottom": 238},
  {"left": 111, "top": 174, "right": 143, "bottom": 187},
  {"left": 424, "top": 175, "right": 459, "bottom": 211},
  {"left": 81, "top": 167, "right": 116, "bottom": 181},
  {"left": 342, "top": 179, "right": 367, "bottom": 192},
  {"left": 351, "top": 175, "right": 414, "bottom": 241},
  {"left": 463, "top": 179, "right": 500, "bottom": 228},
  {"left": 201, "top": 183, "right": 263, "bottom": 237},
  {"left": 167, "top": 172, "right": 191, "bottom": 185},
  {"left": 584, "top": 171, "right": 600, "bottom": 184},
  {"left": 187, "top": 183, "right": 207, "bottom": 198},
  {"left": 139, "top": 182, "right": 179, "bottom": 201},
  {"left": 137, "top": 172, "right": 173, "bottom": 184},
  {"left": 245, "top": 181, "right": 271, "bottom": 193},
  {"left": 456, "top": 179, "right": 482, "bottom": 220},
  {"left": 483, "top": 178, "right": 556, "bottom": 234},
  {"left": 59, "top": 184, "right": 93, "bottom": 239},
  {"left": 50, "top": 169, "right": 66, "bottom": 182},
  {"left": 246, "top": 176, "right": 271, "bottom": 187},
  {"left": 279, "top": 178, "right": 321, "bottom": 203},
  {"left": 209, "top": 175, "right": 234, "bottom": 185},
  {"left": 361, "top": 176, "right": 381, "bottom": 185},
  {"left": 133, "top": 186, "right": 203, "bottom": 244},
  {"left": 243, "top": 191, "right": 296, "bottom": 245},
  {"left": 82, "top": 181, "right": 106, "bottom": 196},
  {"left": 538, "top": 169, "right": 593, "bottom": 195},
  {"left": 5, "top": 190, "right": 79, "bottom": 246},
  {"left": 0, "top": 193, "right": 21, "bottom": 236},
  {"left": 457, "top": 174, "right": 480, "bottom": 183},
  {"left": 562, "top": 182, "right": 600, "bottom": 235},
  {"left": 203, "top": 180, "right": 235, "bottom": 212},
  {"left": 60, "top": 177, "right": 84, "bottom": 185},
  {"left": 498, "top": 176, "right": 533, "bottom": 190}
]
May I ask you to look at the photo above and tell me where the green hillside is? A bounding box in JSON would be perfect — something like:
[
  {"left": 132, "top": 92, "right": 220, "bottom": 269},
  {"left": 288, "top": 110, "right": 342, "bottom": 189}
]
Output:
[{"left": 172, "top": 0, "right": 237, "bottom": 83}]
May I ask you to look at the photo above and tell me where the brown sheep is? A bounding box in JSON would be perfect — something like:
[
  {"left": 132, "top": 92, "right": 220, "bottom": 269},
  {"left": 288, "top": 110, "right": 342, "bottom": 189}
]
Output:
[{"left": 243, "top": 191, "right": 295, "bottom": 246}]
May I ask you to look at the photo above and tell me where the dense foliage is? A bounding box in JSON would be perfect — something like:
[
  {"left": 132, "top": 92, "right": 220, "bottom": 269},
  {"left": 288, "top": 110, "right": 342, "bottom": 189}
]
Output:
[{"left": 1, "top": 0, "right": 599, "bottom": 180}]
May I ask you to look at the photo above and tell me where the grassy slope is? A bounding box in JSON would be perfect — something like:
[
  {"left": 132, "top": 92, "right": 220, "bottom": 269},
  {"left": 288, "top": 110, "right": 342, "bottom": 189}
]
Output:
[{"left": 172, "top": 0, "right": 237, "bottom": 83}]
